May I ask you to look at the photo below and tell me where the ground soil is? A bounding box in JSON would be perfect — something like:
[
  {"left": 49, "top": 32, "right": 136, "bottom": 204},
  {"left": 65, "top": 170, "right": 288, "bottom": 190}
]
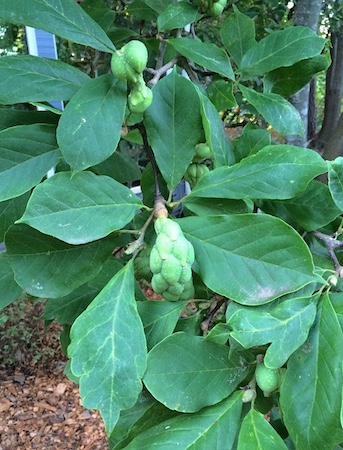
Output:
[{"left": 0, "top": 300, "right": 108, "bottom": 450}]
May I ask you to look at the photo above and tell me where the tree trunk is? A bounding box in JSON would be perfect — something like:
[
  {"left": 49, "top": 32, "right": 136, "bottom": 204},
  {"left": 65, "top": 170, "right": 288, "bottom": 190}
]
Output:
[
  {"left": 286, "top": 0, "right": 322, "bottom": 147},
  {"left": 323, "top": 112, "right": 343, "bottom": 160},
  {"left": 317, "top": 32, "right": 343, "bottom": 156}
]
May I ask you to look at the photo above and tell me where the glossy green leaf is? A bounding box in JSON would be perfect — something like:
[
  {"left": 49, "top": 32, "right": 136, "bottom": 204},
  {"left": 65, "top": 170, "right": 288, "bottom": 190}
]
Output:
[
  {"left": 183, "top": 197, "right": 250, "bottom": 216},
  {"left": 0, "top": 253, "right": 23, "bottom": 310},
  {"left": 137, "top": 300, "right": 187, "bottom": 351},
  {"left": 57, "top": 75, "right": 127, "bottom": 173},
  {"left": 18, "top": 171, "right": 142, "bottom": 245},
  {"left": 328, "top": 157, "right": 343, "bottom": 211},
  {"left": 237, "top": 408, "right": 288, "bottom": 450},
  {"left": 168, "top": 38, "right": 234, "bottom": 80},
  {"left": 0, "top": 193, "right": 29, "bottom": 241},
  {"left": 280, "top": 293, "right": 343, "bottom": 449},
  {"left": 6, "top": 224, "right": 114, "bottom": 298},
  {"left": 68, "top": 261, "right": 147, "bottom": 435},
  {"left": 179, "top": 215, "right": 320, "bottom": 305},
  {"left": 0, "top": 108, "right": 58, "bottom": 131},
  {"left": 205, "top": 322, "right": 231, "bottom": 345},
  {"left": 0, "top": 55, "right": 89, "bottom": 104},
  {"left": 122, "top": 391, "right": 243, "bottom": 449},
  {"left": 206, "top": 78, "right": 237, "bottom": 112},
  {"left": 145, "top": 0, "right": 170, "bottom": 14},
  {"left": 233, "top": 124, "right": 271, "bottom": 162},
  {"left": 220, "top": 6, "right": 256, "bottom": 66},
  {"left": 259, "top": 180, "right": 342, "bottom": 232},
  {"left": 0, "top": 124, "right": 60, "bottom": 202},
  {"left": 228, "top": 296, "right": 318, "bottom": 369},
  {"left": 87, "top": 257, "right": 124, "bottom": 291},
  {"left": 157, "top": 2, "right": 202, "bottom": 32},
  {"left": 92, "top": 151, "right": 141, "bottom": 184},
  {"left": 111, "top": 395, "right": 178, "bottom": 449},
  {"left": 186, "top": 145, "right": 327, "bottom": 201},
  {"left": 144, "top": 70, "right": 203, "bottom": 191},
  {"left": 240, "top": 26, "right": 326, "bottom": 77},
  {"left": 144, "top": 332, "right": 249, "bottom": 412},
  {"left": 0, "top": 0, "right": 116, "bottom": 53},
  {"left": 264, "top": 55, "right": 330, "bottom": 98},
  {"left": 43, "top": 284, "right": 99, "bottom": 325},
  {"left": 200, "top": 94, "right": 235, "bottom": 168},
  {"left": 81, "top": 0, "right": 115, "bottom": 32},
  {"left": 239, "top": 85, "right": 303, "bottom": 136},
  {"left": 126, "top": 0, "right": 158, "bottom": 21}
]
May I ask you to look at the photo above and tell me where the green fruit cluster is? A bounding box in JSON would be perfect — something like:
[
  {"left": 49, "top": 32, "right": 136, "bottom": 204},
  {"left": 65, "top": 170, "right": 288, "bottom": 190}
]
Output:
[
  {"left": 255, "top": 361, "right": 281, "bottom": 396},
  {"left": 193, "top": 142, "right": 213, "bottom": 163},
  {"left": 150, "top": 218, "right": 195, "bottom": 301},
  {"left": 111, "top": 40, "right": 148, "bottom": 84},
  {"left": 111, "top": 40, "right": 153, "bottom": 114},
  {"left": 184, "top": 162, "right": 210, "bottom": 188},
  {"left": 134, "top": 246, "right": 152, "bottom": 282},
  {"left": 196, "top": 0, "right": 227, "bottom": 18}
]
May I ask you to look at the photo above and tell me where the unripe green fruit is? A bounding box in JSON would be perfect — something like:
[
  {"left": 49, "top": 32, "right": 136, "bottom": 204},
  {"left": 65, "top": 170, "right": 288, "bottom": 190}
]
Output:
[
  {"left": 122, "top": 40, "right": 148, "bottom": 74},
  {"left": 166, "top": 282, "right": 184, "bottom": 296},
  {"left": 149, "top": 246, "right": 163, "bottom": 274},
  {"left": 186, "top": 163, "right": 198, "bottom": 179},
  {"left": 172, "top": 239, "right": 192, "bottom": 266},
  {"left": 161, "top": 255, "right": 183, "bottom": 285},
  {"left": 179, "top": 279, "right": 195, "bottom": 300},
  {"left": 255, "top": 361, "right": 280, "bottom": 395},
  {"left": 155, "top": 233, "right": 174, "bottom": 260},
  {"left": 134, "top": 246, "right": 152, "bottom": 282},
  {"left": 128, "top": 82, "right": 153, "bottom": 114},
  {"left": 210, "top": 3, "right": 224, "bottom": 18},
  {"left": 193, "top": 143, "right": 213, "bottom": 163},
  {"left": 151, "top": 273, "right": 169, "bottom": 293},
  {"left": 111, "top": 51, "right": 140, "bottom": 84},
  {"left": 179, "top": 266, "right": 192, "bottom": 284},
  {"left": 162, "top": 291, "right": 181, "bottom": 302},
  {"left": 157, "top": 217, "right": 182, "bottom": 241},
  {"left": 196, "top": 163, "right": 210, "bottom": 179}
]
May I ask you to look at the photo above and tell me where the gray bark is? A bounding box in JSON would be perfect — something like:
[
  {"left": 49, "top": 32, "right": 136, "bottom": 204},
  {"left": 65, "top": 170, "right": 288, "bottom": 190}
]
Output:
[
  {"left": 324, "top": 111, "right": 343, "bottom": 160},
  {"left": 286, "top": 0, "right": 322, "bottom": 147}
]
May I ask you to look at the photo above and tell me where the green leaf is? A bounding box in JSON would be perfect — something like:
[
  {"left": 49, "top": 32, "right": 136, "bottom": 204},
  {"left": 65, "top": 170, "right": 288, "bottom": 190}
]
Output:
[
  {"left": 126, "top": 0, "right": 158, "bottom": 21},
  {"left": 43, "top": 284, "right": 99, "bottom": 325},
  {"left": 238, "top": 85, "right": 303, "bottom": 136},
  {"left": 145, "top": 0, "right": 170, "bottom": 14},
  {"left": 264, "top": 55, "right": 330, "bottom": 98},
  {"left": 205, "top": 322, "right": 231, "bottom": 345},
  {"left": 0, "top": 0, "right": 116, "bottom": 53},
  {"left": 0, "top": 55, "right": 89, "bottom": 104},
  {"left": 228, "top": 296, "right": 318, "bottom": 369},
  {"left": 220, "top": 6, "right": 256, "bottom": 66},
  {"left": 18, "top": 171, "right": 142, "bottom": 245},
  {"left": 233, "top": 124, "right": 271, "bottom": 162},
  {"left": 0, "top": 108, "right": 58, "bottom": 131},
  {"left": 179, "top": 214, "right": 320, "bottom": 305},
  {"left": 88, "top": 257, "right": 124, "bottom": 291},
  {"left": 81, "top": 0, "right": 115, "bottom": 32},
  {"left": 137, "top": 300, "right": 186, "bottom": 351},
  {"left": 158, "top": 2, "right": 202, "bottom": 32},
  {"left": 0, "top": 124, "right": 61, "bottom": 202},
  {"left": 168, "top": 38, "right": 234, "bottom": 80},
  {"left": 144, "top": 70, "right": 203, "bottom": 191},
  {"left": 68, "top": 261, "right": 147, "bottom": 435},
  {"left": 6, "top": 224, "right": 114, "bottom": 298},
  {"left": 143, "top": 332, "right": 249, "bottom": 412},
  {"left": 92, "top": 151, "right": 141, "bottom": 184},
  {"left": 259, "top": 180, "right": 342, "bottom": 232},
  {"left": 183, "top": 197, "right": 250, "bottom": 216},
  {"left": 237, "top": 408, "right": 288, "bottom": 450},
  {"left": 0, "top": 193, "right": 29, "bottom": 241},
  {"left": 110, "top": 395, "right": 178, "bottom": 449},
  {"left": 206, "top": 77, "right": 237, "bottom": 112},
  {"left": 280, "top": 293, "right": 343, "bottom": 449},
  {"left": 328, "top": 157, "right": 343, "bottom": 211},
  {"left": 186, "top": 145, "right": 327, "bottom": 201},
  {"left": 121, "top": 391, "right": 243, "bottom": 449},
  {"left": 57, "top": 75, "right": 127, "bottom": 173},
  {"left": 239, "top": 26, "right": 326, "bottom": 77},
  {"left": 200, "top": 94, "right": 235, "bottom": 168},
  {"left": 0, "top": 253, "right": 23, "bottom": 310}
]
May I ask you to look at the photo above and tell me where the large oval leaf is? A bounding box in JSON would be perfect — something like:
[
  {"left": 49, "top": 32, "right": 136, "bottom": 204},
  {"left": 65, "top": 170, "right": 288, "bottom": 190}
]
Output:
[
  {"left": 18, "top": 171, "right": 142, "bottom": 245},
  {"left": 0, "top": 124, "right": 60, "bottom": 202},
  {"left": 186, "top": 145, "right": 327, "bottom": 201},
  {"left": 0, "top": 55, "right": 89, "bottom": 104},
  {"left": 144, "top": 70, "right": 203, "bottom": 191},
  {"left": 0, "top": 0, "right": 116, "bottom": 53},
  {"left": 143, "top": 332, "right": 249, "bottom": 412},
  {"left": 0, "top": 253, "right": 23, "bottom": 310},
  {"left": 6, "top": 224, "right": 114, "bottom": 298},
  {"left": 57, "top": 75, "right": 127, "bottom": 173},
  {"left": 68, "top": 261, "right": 147, "bottom": 435},
  {"left": 179, "top": 215, "right": 321, "bottom": 305}
]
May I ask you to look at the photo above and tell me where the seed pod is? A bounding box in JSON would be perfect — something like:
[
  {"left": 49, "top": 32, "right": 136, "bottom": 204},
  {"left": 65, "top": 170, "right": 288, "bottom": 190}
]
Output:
[
  {"left": 122, "top": 40, "right": 148, "bottom": 75},
  {"left": 196, "top": 163, "right": 210, "bottom": 179},
  {"left": 161, "top": 255, "right": 183, "bottom": 285},
  {"left": 193, "top": 143, "right": 213, "bottom": 163},
  {"left": 151, "top": 273, "right": 169, "bottom": 293},
  {"left": 155, "top": 233, "right": 174, "bottom": 260},
  {"left": 255, "top": 361, "right": 280, "bottom": 396},
  {"left": 149, "top": 246, "right": 163, "bottom": 274},
  {"left": 128, "top": 81, "right": 153, "bottom": 114}
]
